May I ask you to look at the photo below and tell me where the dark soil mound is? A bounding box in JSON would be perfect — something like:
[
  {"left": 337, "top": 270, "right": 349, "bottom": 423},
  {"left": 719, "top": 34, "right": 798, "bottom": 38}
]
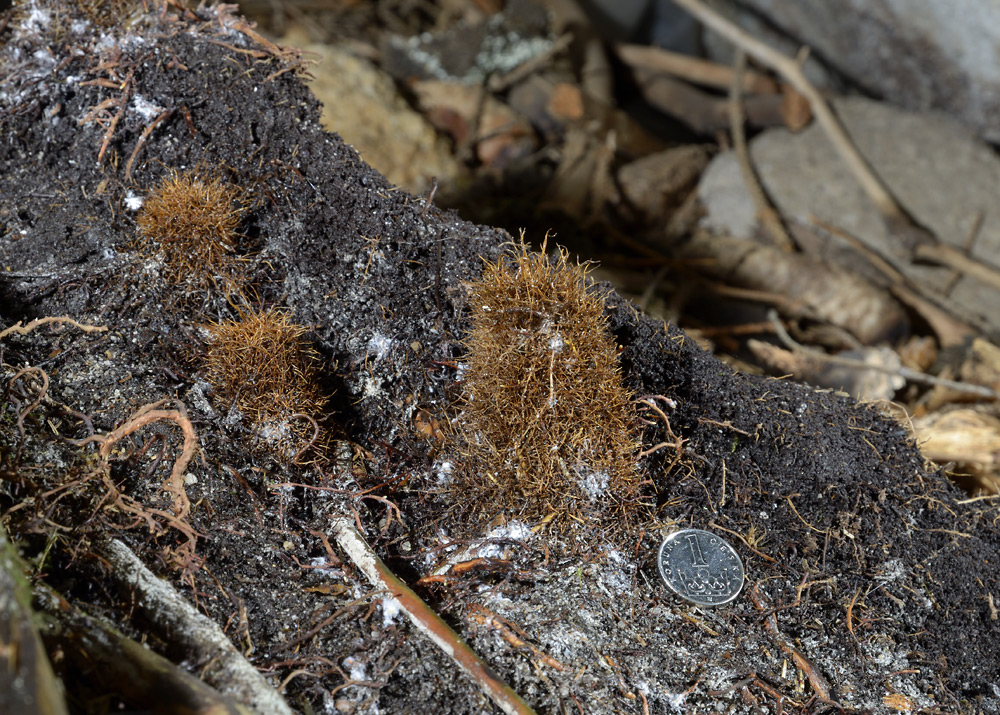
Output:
[{"left": 1, "top": 3, "right": 998, "bottom": 712}]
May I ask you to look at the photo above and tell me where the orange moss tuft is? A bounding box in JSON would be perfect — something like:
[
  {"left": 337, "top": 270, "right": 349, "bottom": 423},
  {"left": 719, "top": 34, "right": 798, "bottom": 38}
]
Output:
[
  {"left": 12, "top": 0, "right": 147, "bottom": 35},
  {"left": 74, "top": 0, "right": 146, "bottom": 27},
  {"left": 456, "top": 236, "right": 646, "bottom": 533},
  {"left": 135, "top": 169, "right": 244, "bottom": 289},
  {"left": 204, "top": 307, "right": 328, "bottom": 456}
]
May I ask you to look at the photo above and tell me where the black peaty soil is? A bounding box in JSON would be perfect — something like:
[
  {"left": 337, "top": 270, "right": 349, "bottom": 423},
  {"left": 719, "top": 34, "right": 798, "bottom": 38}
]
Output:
[{"left": 1, "top": 3, "right": 998, "bottom": 713}]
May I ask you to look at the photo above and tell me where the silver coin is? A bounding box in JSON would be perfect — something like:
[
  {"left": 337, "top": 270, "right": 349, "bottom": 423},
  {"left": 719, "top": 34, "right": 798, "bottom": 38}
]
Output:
[{"left": 657, "top": 528, "right": 744, "bottom": 606}]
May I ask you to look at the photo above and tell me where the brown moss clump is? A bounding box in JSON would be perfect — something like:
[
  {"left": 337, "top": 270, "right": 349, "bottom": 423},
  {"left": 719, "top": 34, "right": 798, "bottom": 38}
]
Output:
[
  {"left": 457, "top": 237, "right": 645, "bottom": 533},
  {"left": 13, "top": 0, "right": 146, "bottom": 36},
  {"left": 204, "top": 307, "right": 327, "bottom": 456},
  {"left": 136, "top": 169, "right": 243, "bottom": 289},
  {"left": 73, "top": 0, "right": 146, "bottom": 27}
]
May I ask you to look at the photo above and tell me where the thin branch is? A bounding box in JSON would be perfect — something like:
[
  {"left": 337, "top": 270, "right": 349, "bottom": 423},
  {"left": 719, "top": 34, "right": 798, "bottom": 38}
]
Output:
[
  {"left": 616, "top": 43, "right": 779, "bottom": 93},
  {"left": 329, "top": 517, "right": 538, "bottom": 715},
  {"left": 728, "top": 49, "right": 794, "bottom": 251},
  {"left": 101, "top": 539, "right": 294, "bottom": 715},
  {"left": 767, "top": 309, "right": 999, "bottom": 399},
  {"left": 914, "top": 242, "right": 1000, "bottom": 294}
]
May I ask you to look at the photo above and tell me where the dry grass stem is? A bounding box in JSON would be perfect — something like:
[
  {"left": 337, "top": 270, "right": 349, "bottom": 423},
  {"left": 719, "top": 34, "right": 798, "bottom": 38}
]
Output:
[{"left": 329, "top": 517, "right": 538, "bottom": 715}]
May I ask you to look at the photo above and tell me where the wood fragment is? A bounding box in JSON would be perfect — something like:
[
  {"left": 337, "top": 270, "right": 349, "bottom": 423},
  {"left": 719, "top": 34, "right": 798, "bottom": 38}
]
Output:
[
  {"left": 37, "top": 582, "right": 251, "bottom": 715},
  {"left": 633, "top": 69, "right": 789, "bottom": 133},
  {"left": 768, "top": 310, "right": 1000, "bottom": 399},
  {"left": 100, "top": 539, "right": 294, "bottom": 715},
  {"left": 489, "top": 33, "right": 574, "bottom": 92},
  {"left": 0, "top": 520, "right": 69, "bottom": 715},
  {"left": 808, "top": 216, "right": 982, "bottom": 344},
  {"left": 616, "top": 43, "right": 778, "bottom": 93},
  {"left": 679, "top": 232, "right": 907, "bottom": 344},
  {"left": 329, "top": 517, "right": 538, "bottom": 715}
]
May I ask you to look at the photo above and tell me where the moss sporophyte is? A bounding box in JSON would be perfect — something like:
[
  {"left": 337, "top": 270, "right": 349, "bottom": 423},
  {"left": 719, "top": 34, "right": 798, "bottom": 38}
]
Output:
[{"left": 454, "top": 236, "right": 649, "bottom": 533}]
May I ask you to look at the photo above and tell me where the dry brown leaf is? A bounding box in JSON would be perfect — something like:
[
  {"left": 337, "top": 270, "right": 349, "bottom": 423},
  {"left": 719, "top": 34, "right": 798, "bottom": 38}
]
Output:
[
  {"left": 779, "top": 85, "right": 812, "bottom": 131},
  {"left": 911, "top": 408, "right": 1000, "bottom": 494},
  {"left": 540, "top": 127, "right": 619, "bottom": 222},
  {"left": 882, "top": 693, "right": 912, "bottom": 712},
  {"left": 897, "top": 335, "right": 937, "bottom": 373},
  {"left": 547, "top": 82, "right": 584, "bottom": 121},
  {"left": 617, "top": 145, "right": 710, "bottom": 228},
  {"left": 748, "top": 341, "right": 904, "bottom": 401},
  {"left": 890, "top": 284, "right": 976, "bottom": 349},
  {"left": 410, "top": 80, "right": 536, "bottom": 166},
  {"left": 682, "top": 233, "right": 908, "bottom": 344},
  {"left": 960, "top": 338, "right": 1000, "bottom": 392}
]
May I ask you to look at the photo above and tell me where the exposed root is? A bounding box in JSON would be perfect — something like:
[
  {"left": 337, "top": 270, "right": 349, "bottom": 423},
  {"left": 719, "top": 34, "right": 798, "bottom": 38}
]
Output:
[
  {"left": 70, "top": 399, "right": 198, "bottom": 522},
  {"left": 63, "top": 399, "right": 202, "bottom": 573},
  {"left": 0, "top": 316, "right": 107, "bottom": 340},
  {"left": 7, "top": 365, "right": 49, "bottom": 466}
]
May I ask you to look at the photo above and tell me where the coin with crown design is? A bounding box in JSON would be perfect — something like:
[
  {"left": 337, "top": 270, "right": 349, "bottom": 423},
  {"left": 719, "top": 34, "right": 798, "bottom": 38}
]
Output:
[{"left": 657, "top": 528, "right": 744, "bottom": 606}]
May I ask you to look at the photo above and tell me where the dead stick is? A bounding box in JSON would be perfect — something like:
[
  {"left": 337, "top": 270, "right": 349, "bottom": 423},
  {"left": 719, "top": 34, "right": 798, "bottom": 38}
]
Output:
[
  {"left": 102, "top": 539, "right": 294, "bottom": 715},
  {"left": 616, "top": 43, "right": 778, "bottom": 94},
  {"left": 914, "top": 242, "right": 1000, "bottom": 294},
  {"left": 672, "top": 0, "right": 935, "bottom": 250},
  {"left": 329, "top": 517, "right": 538, "bottom": 715},
  {"left": 37, "top": 581, "right": 251, "bottom": 715},
  {"left": 728, "top": 49, "right": 793, "bottom": 251},
  {"left": 767, "top": 308, "right": 999, "bottom": 398}
]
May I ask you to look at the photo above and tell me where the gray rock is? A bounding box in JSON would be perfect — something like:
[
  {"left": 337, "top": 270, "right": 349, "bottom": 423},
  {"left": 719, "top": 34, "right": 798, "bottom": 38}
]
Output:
[
  {"left": 717, "top": 0, "right": 1000, "bottom": 142},
  {"left": 698, "top": 96, "right": 1000, "bottom": 331}
]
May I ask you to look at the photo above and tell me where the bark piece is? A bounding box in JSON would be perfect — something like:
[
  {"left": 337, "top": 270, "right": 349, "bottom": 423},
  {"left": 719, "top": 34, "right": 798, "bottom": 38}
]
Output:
[{"left": 0, "top": 521, "right": 68, "bottom": 715}]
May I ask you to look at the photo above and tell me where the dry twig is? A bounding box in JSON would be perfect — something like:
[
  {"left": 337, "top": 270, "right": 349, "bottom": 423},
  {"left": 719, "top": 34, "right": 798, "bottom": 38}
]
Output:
[
  {"left": 767, "top": 309, "right": 999, "bottom": 399},
  {"left": 101, "top": 539, "right": 293, "bottom": 715},
  {"left": 616, "top": 43, "right": 778, "bottom": 94},
  {"left": 728, "top": 49, "right": 794, "bottom": 251},
  {"left": 329, "top": 517, "right": 538, "bottom": 715}
]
